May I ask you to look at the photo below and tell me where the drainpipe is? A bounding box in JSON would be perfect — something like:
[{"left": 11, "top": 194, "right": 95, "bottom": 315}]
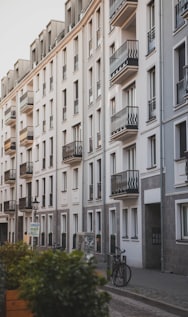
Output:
[
  {"left": 102, "top": 0, "right": 107, "bottom": 259},
  {"left": 159, "top": 0, "right": 164, "bottom": 272},
  {"left": 55, "top": 52, "right": 58, "bottom": 245}
]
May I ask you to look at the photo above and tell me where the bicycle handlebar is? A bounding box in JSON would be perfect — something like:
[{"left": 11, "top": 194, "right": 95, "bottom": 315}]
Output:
[{"left": 115, "top": 246, "right": 126, "bottom": 254}]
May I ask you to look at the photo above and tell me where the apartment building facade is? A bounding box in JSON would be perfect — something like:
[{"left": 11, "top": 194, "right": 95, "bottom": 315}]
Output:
[{"left": 0, "top": 0, "right": 188, "bottom": 275}]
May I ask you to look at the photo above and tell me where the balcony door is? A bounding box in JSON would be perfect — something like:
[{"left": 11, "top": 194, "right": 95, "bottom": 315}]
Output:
[{"left": 124, "top": 145, "right": 136, "bottom": 171}]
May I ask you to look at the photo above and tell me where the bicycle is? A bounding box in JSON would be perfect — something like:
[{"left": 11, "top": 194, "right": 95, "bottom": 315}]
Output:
[{"left": 111, "top": 246, "right": 132, "bottom": 287}]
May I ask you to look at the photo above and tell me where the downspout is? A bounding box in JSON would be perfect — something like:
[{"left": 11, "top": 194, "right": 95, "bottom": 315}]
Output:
[
  {"left": 55, "top": 51, "right": 58, "bottom": 245},
  {"left": 159, "top": 0, "right": 164, "bottom": 272},
  {"left": 102, "top": 0, "right": 107, "bottom": 258}
]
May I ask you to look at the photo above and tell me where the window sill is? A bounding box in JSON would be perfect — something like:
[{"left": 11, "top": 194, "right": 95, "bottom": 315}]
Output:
[
  {"left": 147, "top": 165, "right": 157, "bottom": 170},
  {"left": 176, "top": 239, "right": 188, "bottom": 244}
]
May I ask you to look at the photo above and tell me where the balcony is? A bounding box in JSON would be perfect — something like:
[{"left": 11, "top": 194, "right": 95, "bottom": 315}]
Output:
[
  {"left": 62, "top": 141, "right": 82, "bottom": 164},
  {"left": 20, "top": 91, "right": 34, "bottom": 113},
  {"left": 110, "top": 40, "right": 138, "bottom": 84},
  {"left": 4, "top": 169, "right": 16, "bottom": 184},
  {"left": 20, "top": 162, "right": 33, "bottom": 178},
  {"left": 4, "top": 137, "right": 16, "bottom": 155},
  {"left": 111, "top": 106, "right": 138, "bottom": 141},
  {"left": 110, "top": 0, "right": 138, "bottom": 28},
  {"left": 4, "top": 200, "right": 16, "bottom": 213},
  {"left": 19, "top": 197, "right": 32, "bottom": 211},
  {"left": 4, "top": 106, "right": 16, "bottom": 126},
  {"left": 180, "top": 0, "right": 188, "bottom": 19},
  {"left": 111, "top": 170, "right": 139, "bottom": 199},
  {"left": 20, "top": 126, "right": 33, "bottom": 146}
]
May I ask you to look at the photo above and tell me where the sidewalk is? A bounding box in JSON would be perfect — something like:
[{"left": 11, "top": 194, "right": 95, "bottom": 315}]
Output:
[{"left": 96, "top": 263, "right": 188, "bottom": 316}]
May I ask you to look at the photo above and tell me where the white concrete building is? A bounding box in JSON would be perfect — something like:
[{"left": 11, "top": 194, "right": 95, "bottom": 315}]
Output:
[{"left": 1, "top": 0, "right": 188, "bottom": 274}]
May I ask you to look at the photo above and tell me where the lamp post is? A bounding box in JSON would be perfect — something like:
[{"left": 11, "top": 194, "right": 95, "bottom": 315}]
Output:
[{"left": 31, "top": 197, "right": 40, "bottom": 249}]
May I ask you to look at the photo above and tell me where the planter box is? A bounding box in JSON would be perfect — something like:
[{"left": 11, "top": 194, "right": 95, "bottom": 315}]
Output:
[{"left": 6, "top": 290, "right": 33, "bottom": 317}]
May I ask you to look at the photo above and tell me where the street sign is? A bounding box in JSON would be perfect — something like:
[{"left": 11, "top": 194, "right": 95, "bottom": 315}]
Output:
[{"left": 30, "top": 222, "right": 40, "bottom": 237}]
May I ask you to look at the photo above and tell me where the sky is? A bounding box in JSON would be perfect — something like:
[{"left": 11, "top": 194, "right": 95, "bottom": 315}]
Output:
[{"left": 0, "top": 0, "right": 65, "bottom": 80}]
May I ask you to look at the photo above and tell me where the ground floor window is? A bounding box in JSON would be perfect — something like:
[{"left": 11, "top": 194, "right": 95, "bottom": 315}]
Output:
[{"left": 176, "top": 200, "right": 188, "bottom": 241}]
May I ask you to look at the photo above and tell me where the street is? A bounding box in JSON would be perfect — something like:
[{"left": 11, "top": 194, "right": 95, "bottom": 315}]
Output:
[{"left": 109, "top": 292, "right": 180, "bottom": 317}]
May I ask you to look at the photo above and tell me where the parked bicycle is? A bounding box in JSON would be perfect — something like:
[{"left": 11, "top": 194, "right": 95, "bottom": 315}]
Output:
[{"left": 111, "top": 246, "right": 132, "bottom": 287}]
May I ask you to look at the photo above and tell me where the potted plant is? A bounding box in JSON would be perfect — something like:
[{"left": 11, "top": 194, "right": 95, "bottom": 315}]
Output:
[{"left": 0, "top": 241, "right": 34, "bottom": 317}]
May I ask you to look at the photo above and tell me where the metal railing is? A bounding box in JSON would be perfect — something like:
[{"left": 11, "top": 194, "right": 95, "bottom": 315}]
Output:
[
  {"left": 111, "top": 170, "right": 139, "bottom": 195},
  {"left": 110, "top": 40, "right": 139, "bottom": 78}
]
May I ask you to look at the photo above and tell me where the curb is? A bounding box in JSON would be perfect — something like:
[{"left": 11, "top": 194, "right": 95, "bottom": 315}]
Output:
[{"left": 102, "top": 284, "right": 188, "bottom": 317}]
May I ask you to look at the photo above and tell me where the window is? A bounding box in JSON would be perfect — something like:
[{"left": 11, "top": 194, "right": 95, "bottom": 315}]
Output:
[
  {"left": 49, "top": 137, "right": 53, "bottom": 167},
  {"left": 73, "top": 213, "right": 78, "bottom": 249},
  {"left": 96, "top": 59, "right": 101, "bottom": 97},
  {"left": 181, "top": 205, "right": 188, "bottom": 239},
  {"left": 36, "top": 109, "right": 39, "bottom": 126},
  {"left": 49, "top": 176, "right": 53, "bottom": 206},
  {"left": 176, "top": 43, "right": 185, "bottom": 105},
  {"left": 89, "top": 115, "right": 93, "bottom": 152},
  {"left": 89, "top": 163, "right": 93, "bottom": 200},
  {"left": 74, "top": 80, "right": 79, "bottom": 114},
  {"left": 87, "top": 211, "right": 93, "bottom": 232},
  {"left": 148, "top": 135, "right": 156, "bottom": 168},
  {"left": 148, "top": 67, "right": 156, "bottom": 120},
  {"left": 176, "top": 201, "right": 188, "bottom": 240},
  {"left": 50, "top": 61, "right": 53, "bottom": 90},
  {"left": 122, "top": 209, "right": 128, "bottom": 239},
  {"left": 123, "top": 83, "right": 136, "bottom": 107},
  {"left": 74, "top": 37, "right": 78, "bottom": 71},
  {"left": 49, "top": 100, "right": 53, "bottom": 128},
  {"left": 36, "top": 144, "right": 39, "bottom": 162},
  {"left": 42, "top": 178, "right": 46, "bottom": 207},
  {"left": 126, "top": 145, "right": 136, "bottom": 170},
  {"left": 175, "top": 0, "right": 185, "bottom": 29},
  {"left": 89, "top": 68, "right": 93, "bottom": 103},
  {"left": 62, "top": 89, "right": 67, "bottom": 121},
  {"left": 73, "top": 168, "right": 78, "bottom": 189},
  {"left": 36, "top": 74, "right": 40, "bottom": 91},
  {"left": 176, "top": 121, "right": 186, "bottom": 159},
  {"left": 62, "top": 48, "right": 67, "bottom": 80},
  {"left": 62, "top": 171, "right": 67, "bottom": 192},
  {"left": 111, "top": 152, "right": 116, "bottom": 174},
  {"left": 61, "top": 214, "right": 67, "bottom": 249},
  {"left": 109, "top": 209, "right": 116, "bottom": 253},
  {"left": 111, "top": 97, "right": 116, "bottom": 115},
  {"left": 48, "top": 214, "right": 53, "bottom": 246},
  {"left": 147, "top": 0, "right": 155, "bottom": 53},
  {"left": 97, "top": 159, "right": 102, "bottom": 199},
  {"left": 96, "top": 8, "right": 101, "bottom": 47},
  {"left": 88, "top": 19, "right": 93, "bottom": 56},
  {"left": 96, "top": 210, "right": 102, "bottom": 253},
  {"left": 96, "top": 108, "right": 101, "bottom": 147},
  {"left": 131, "top": 208, "right": 138, "bottom": 239}
]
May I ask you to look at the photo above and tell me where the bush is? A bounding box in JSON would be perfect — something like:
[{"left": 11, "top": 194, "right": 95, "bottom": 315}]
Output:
[
  {"left": 19, "top": 249, "right": 110, "bottom": 317},
  {"left": 0, "top": 241, "right": 33, "bottom": 290}
]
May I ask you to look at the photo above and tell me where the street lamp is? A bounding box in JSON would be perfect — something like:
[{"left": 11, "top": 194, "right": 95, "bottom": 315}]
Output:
[{"left": 31, "top": 197, "right": 40, "bottom": 249}]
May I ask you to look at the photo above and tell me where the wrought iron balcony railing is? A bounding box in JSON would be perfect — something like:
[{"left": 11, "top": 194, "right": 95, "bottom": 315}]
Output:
[
  {"left": 110, "top": 0, "right": 138, "bottom": 23},
  {"left": 19, "top": 197, "right": 32, "bottom": 210},
  {"left": 110, "top": 40, "right": 138, "bottom": 82},
  {"left": 20, "top": 162, "right": 33, "bottom": 177},
  {"left": 4, "top": 169, "right": 16, "bottom": 183},
  {"left": 111, "top": 106, "right": 138, "bottom": 135},
  {"left": 62, "top": 141, "right": 82, "bottom": 161},
  {"left": 111, "top": 170, "right": 139, "bottom": 196},
  {"left": 4, "top": 200, "right": 16, "bottom": 213},
  {"left": 179, "top": 0, "right": 188, "bottom": 19}
]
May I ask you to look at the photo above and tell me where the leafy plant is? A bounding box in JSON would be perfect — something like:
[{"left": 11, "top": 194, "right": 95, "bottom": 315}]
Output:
[
  {"left": 0, "top": 241, "right": 33, "bottom": 290},
  {"left": 19, "top": 249, "right": 110, "bottom": 317}
]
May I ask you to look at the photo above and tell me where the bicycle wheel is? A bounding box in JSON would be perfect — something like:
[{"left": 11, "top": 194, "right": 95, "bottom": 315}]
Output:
[
  {"left": 112, "top": 263, "right": 132, "bottom": 287},
  {"left": 112, "top": 263, "right": 126, "bottom": 287},
  {"left": 125, "top": 264, "right": 132, "bottom": 286}
]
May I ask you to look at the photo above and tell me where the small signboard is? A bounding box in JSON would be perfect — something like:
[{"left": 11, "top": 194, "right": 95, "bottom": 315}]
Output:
[
  {"left": 30, "top": 222, "right": 40, "bottom": 237},
  {"left": 76, "top": 232, "right": 95, "bottom": 260}
]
